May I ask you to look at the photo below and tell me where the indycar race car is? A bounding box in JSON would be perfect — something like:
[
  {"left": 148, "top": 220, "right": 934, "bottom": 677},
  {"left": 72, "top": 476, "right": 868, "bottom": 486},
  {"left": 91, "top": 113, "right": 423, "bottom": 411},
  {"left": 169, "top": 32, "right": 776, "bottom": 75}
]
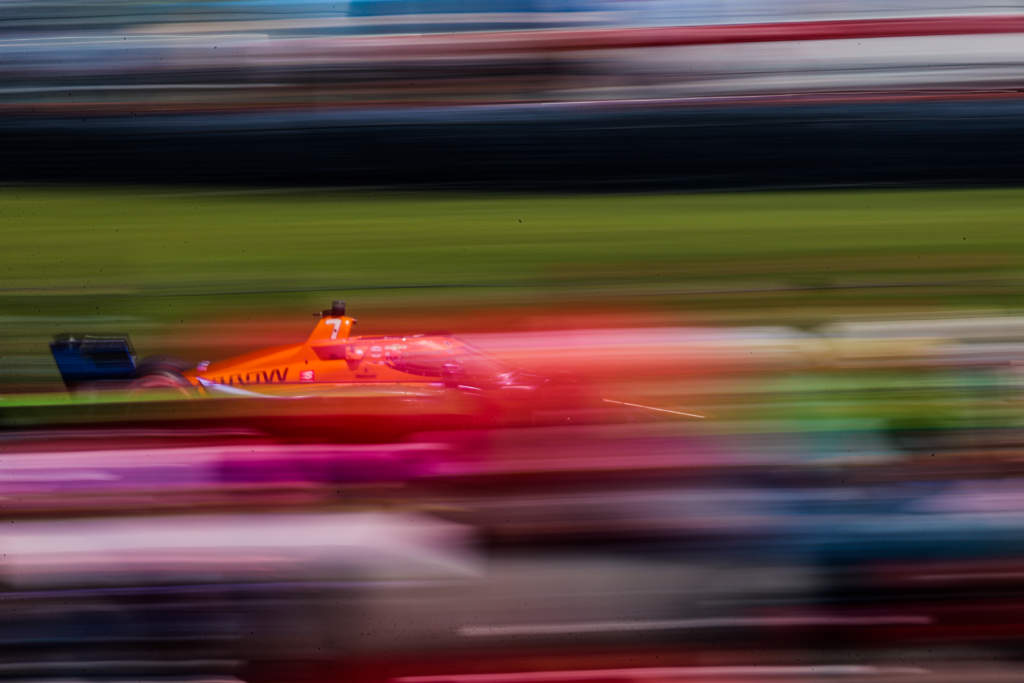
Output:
[{"left": 49, "top": 301, "right": 580, "bottom": 415}]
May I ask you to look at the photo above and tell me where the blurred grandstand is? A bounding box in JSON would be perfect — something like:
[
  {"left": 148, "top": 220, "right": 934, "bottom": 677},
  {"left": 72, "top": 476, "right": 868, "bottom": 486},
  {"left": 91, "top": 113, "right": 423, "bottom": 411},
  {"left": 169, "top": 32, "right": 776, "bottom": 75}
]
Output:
[
  {"left": 3, "top": 0, "right": 1024, "bottom": 185},
  {"left": 4, "top": 0, "right": 1024, "bottom": 109}
]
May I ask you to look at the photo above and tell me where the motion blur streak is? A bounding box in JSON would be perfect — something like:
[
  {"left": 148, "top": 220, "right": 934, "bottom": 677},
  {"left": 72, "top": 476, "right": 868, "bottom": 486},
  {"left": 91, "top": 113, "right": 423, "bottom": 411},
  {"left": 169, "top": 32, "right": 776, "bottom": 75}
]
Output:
[
  {"left": 7, "top": 307, "right": 1024, "bottom": 680},
  {"left": 3, "top": 1, "right": 1024, "bottom": 184},
  {"left": 393, "top": 666, "right": 932, "bottom": 682},
  {"left": 7, "top": 0, "right": 1024, "bottom": 680},
  {"left": 602, "top": 399, "right": 706, "bottom": 420}
]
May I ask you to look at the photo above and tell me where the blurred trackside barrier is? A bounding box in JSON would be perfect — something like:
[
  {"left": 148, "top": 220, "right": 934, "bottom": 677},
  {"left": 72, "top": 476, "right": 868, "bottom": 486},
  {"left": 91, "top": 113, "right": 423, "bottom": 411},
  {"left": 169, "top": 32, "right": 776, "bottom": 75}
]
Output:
[{"left": 232, "top": 14, "right": 1024, "bottom": 58}]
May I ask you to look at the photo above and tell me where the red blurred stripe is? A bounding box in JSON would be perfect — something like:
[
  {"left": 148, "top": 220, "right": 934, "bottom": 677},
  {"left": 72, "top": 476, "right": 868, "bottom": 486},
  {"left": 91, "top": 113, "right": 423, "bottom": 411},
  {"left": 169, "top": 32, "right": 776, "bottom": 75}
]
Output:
[
  {"left": 524, "top": 15, "right": 1024, "bottom": 52},
  {"left": 173, "top": 15, "right": 1024, "bottom": 59},
  {"left": 336, "top": 15, "right": 1024, "bottom": 55}
]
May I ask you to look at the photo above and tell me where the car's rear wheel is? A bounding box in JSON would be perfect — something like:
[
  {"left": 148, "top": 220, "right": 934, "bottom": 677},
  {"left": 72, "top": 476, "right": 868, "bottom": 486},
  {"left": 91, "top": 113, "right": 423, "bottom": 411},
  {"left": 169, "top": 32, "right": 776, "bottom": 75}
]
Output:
[
  {"left": 130, "top": 357, "right": 195, "bottom": 397},
  {"left": 129, "top": 371, "right": 194, "bottom": 397}
]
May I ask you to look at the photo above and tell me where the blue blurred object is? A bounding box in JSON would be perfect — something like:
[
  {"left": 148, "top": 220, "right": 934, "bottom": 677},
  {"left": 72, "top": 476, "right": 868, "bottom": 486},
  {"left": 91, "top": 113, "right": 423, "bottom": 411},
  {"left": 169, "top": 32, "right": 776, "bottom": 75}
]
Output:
[{"left": 49, "top": 334, "right": 137, "bottom": 390}]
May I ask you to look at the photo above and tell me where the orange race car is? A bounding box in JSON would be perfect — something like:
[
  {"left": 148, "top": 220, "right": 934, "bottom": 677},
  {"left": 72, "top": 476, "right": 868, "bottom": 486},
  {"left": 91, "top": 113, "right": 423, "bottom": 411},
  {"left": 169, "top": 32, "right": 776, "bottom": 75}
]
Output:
[{"left": 49, "top": 301, "right": 577, "bottom": 414}]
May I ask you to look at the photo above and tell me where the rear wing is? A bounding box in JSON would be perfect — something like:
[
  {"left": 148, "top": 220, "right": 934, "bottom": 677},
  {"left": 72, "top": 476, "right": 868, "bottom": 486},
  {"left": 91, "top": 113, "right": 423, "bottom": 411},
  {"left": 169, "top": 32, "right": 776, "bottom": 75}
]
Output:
[{"left": 49, "top": 334, "right": 137, "bottom": 389}]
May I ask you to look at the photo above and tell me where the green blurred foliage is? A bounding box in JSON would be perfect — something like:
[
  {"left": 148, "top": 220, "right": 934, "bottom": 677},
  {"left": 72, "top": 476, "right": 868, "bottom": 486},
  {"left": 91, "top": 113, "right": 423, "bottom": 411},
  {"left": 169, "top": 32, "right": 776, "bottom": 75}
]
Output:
[
  {"left": 2, "top": 185, "right": 1024, "bottom": 392},
  {"left": 2, "top": 186, "right": 1023, "bottom": 296}
]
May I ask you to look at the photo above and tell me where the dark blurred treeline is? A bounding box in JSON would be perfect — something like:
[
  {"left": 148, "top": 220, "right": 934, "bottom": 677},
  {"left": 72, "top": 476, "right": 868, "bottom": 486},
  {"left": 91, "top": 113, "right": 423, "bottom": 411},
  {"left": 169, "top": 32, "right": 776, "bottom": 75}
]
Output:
[{"left": 4, "top": 97, "right": 1024, "bottom": 188}]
